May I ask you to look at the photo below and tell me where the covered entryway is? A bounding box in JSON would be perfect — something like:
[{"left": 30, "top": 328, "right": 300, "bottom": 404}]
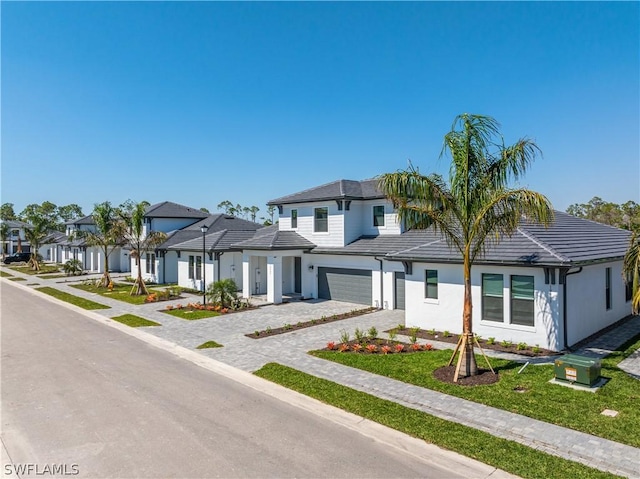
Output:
[
  {"left": 394, "top": 272, "right": 405, "bottom": 310},
  {"left": 318, "top": 267, "right": 372, "bottom": 305}
]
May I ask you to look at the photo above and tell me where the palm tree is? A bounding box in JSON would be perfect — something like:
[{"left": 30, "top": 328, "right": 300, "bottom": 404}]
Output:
[
  {"left": 206, "top": 279, "right": 238, "bottom": 308},
  {"left": 378, "top": 113, "right": 553, "bottom": 380},
  {"left": 623, "top": 231, "right": 640, "bottom": 314},
  {"left": 124, "top": 201, "right": 167, "bottom": 295},
  {"left": 23, "top": 217, "right": 50, "bottom": 271},
  {"left": 85, "top": 202, "right": 126, "bottom": 288},
  {"left": 0, "top": 222, "right": 9, "bottom": 258}
]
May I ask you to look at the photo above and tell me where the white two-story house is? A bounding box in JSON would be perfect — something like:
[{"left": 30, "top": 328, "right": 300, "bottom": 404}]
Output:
[{"left": 234, "top": 178, "right": 633, "bottom": 352}]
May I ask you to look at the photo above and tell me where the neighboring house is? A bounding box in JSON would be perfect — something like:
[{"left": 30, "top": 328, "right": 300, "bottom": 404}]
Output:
[
  {"left": 39, "top": 231, "right": 67, "bottom": 262},
  {"left": 164, "top": 215, "right": 263, "bottom": 291},
  {"left": 1, "top": 220, "right": 32, "bottom": 254},
  {"left": 130, "top": 201, "right": 260, "bottom": 285},
  {"left": 235, "top": 178, "right": 633, "bottom": 351},
  {"left": 57, "top": 215, "right": 130, "bottom": 273}
]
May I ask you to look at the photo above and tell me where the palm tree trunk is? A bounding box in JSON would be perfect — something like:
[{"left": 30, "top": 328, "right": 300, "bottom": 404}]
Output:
[
  {"left": 100, "top": 246, "right": 111, "bottom": 288},
  {"left": 132, "top": 252, "right": 148, "bottom": 296},
  {"left": 457, "top": 257, "right": 478, "bottom": 378}
]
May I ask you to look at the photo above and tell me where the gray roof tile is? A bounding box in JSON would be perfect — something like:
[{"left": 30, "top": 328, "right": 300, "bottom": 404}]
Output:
[
  {"left": 144, "top": 201, "right": 210, "bottom": 219},
  {"left": 158, "top": 214, "right": 263, "bottom": 249},
  {"left": 314, "top": 211, "right": 632, "bottom": 266},
  {"left": 231, "top": 229, "right": 316, "bottom": 250},
  {"left": 268, "top": 178, "right": 385, "bottom": 205}
]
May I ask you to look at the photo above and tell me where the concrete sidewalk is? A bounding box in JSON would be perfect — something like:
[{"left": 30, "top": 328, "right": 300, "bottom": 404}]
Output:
[{"left": 3, "top": 265, "right": 640, "bottom": 478}]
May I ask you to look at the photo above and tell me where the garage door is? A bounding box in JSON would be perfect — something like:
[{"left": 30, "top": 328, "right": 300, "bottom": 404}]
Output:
[
  {"left": 318, "top": 267, "right": 372, "bottom": 305},
  {"left": 395, "top": 272, "right": 405, "bottom": 310}
]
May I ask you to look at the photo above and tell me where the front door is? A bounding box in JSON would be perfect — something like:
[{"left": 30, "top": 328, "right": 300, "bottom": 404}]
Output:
[{"left": 294, "top": 257, "right": 302, "bottom": 294}]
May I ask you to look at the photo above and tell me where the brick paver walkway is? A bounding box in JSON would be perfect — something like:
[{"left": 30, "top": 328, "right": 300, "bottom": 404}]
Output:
[{"left": 4, "top": 265, "right": 640, "bottom": 478}]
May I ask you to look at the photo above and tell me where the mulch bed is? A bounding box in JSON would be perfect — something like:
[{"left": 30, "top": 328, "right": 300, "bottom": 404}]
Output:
[
  {"left": 433, "top": 365, "right": 500, "bottom": 386},
  {"left": 393, "top": 328, "right": 560, "bottom": 357},
  {"left": 246, "top": 307, "right": 378, "bottom": 339}
]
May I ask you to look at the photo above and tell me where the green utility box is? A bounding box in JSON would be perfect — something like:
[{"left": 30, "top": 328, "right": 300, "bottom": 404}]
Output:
[{"left": 554, "top": 354, "right": 601, "bottom": 387}]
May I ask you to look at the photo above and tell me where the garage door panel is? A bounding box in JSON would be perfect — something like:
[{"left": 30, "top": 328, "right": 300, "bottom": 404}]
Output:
[{"left": 318, "top": 267, "right": 372, "bottom": 305}]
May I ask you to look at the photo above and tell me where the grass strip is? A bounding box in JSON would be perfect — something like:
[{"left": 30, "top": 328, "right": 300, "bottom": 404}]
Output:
[
  {"left": 9, "top": 265, "right": 61, "bottom": 275},
  {"left": 164, "top": 309, "right": 220, "bottom": 320},
  {"left": 255, "top": 363, "right": 619, "bottom": 479},
  {"left": 0, "top": 271, "right": 13, "bottom": 277},
  {"left": 309, "top": 334, "right": 640, "bottom": 448},
  {"left": 8, "top": 277, "right": 26, "bottom": 282},
  {"left": 71, "top": 283, "right": 170, "bottom": 305},
  {"left": 111, "top": 314, "right": 161, "bottom": 327},
  {"left": 35, "top": 287, "right": 110, "bottom": 310},
  {"left": 196, "top": 340, "right": 223, "bottom": 349}
]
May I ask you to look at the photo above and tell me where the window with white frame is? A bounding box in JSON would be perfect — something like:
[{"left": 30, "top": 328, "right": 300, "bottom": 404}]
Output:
[
  {"left": 373, "top": 205, "right": 385, "bottom": 227},
  {"left": 146, "top": 253, "right": 156, "bottom": 274},
  {"left": 314, "top": 207, "right": 328, "bottom": 232},
  {"left": 188, "top": 255, "right": 195, "bottom": 279},
  {"left": 196, "top": 256, "right": 202, "bottom": 280},
  {"left": 482, "top": 273, "right": 503, "bottom": 322},
  {"left": 425, "top": 269, "right": 438, "bottom": 299},
  {"left": 510, "top": 275, "right": 534, "bottom": 326},
  {"left": 291, "top": 209, "right": 298, "bottom": 229},
  {"left": 605, "top": 267, "right": 612, "bottom": 310}
]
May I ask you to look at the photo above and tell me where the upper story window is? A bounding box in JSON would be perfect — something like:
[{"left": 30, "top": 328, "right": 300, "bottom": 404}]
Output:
[
  {"left": 291, "top": 209, "right": 298, "bottom": 229},
  {"left": 373, "top": 205, "right": 385, "bottom": 227},
  {"left": 482, "top": 273, "right": 504, "bottom": 322},
  {"left": 314, "top": 207, "right": 328, "bottom": 233},
  {"left": 11, "top": 229, "right": 19, "bottom": 237}
]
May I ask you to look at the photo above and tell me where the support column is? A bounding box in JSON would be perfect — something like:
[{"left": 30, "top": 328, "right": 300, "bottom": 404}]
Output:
[
  {"left": 267, "top": 255, "right": 283, "bottom": 304},
  {"left": 242, "top": 254, "right": 250, "bottom": 299}
]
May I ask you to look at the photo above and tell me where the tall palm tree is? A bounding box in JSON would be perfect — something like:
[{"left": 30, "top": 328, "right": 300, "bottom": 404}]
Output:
[
  {"left": 124, "top": 201, "right": 167, "bottom": 295},
  {"left": 85, "top": 202, "right": 125, "bottom": 288},
  {"left": 623, "top": 231, "right": 640, "bottom": 314},
  {"left": 379, "top": 113, "right": 553, "bottom": 379}
]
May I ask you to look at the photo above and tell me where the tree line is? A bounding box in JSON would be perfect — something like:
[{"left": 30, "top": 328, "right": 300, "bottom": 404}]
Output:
[
  {"left": 566, "top": 197, "right": 640, "bottom": 230},
  {"left": 216, "top": 200, "right": 276, "bottom": 225}
]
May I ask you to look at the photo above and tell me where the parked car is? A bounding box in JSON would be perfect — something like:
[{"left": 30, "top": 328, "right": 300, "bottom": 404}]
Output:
[{"left": 3, "top": 252, "right": 32, "bottom": 264}]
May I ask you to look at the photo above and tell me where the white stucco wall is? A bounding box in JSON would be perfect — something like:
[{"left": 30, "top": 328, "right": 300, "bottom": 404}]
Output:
[
  {"left": 403, "top": 263, "right": 563, "bottom": 350},
  {"left": 565, "top": 261, "right": 631, "bottom": 347}
]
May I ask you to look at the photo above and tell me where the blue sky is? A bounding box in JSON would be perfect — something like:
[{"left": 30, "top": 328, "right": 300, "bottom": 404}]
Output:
[{"left": 2, "top": 2, "right": 638, "bottom": 220}]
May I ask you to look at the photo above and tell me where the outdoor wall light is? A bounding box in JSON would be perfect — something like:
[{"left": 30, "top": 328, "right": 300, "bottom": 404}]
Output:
[{"left": 308, "top": 265, "right": 314, "bottom": 271}]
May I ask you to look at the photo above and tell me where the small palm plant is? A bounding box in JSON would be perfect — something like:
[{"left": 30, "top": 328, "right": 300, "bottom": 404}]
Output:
[
  {"left": 206, "top": 279, "right": 239, "bottom": 308},
  {"left": 63, "top": 259, "right": 83, "bottom": 276}
]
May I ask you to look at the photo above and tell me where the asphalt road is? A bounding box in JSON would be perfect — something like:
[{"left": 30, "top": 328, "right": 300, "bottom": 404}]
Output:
[{"left": 1, "top": 281, "right": 470, "bottom": 478}]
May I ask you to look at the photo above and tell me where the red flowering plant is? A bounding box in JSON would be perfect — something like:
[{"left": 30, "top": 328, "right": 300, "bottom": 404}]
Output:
[
  {"left": 381, "top": 345, "right": 392, "bottom": 355},
  {"left": 394, "top": 344, "right": 405, "bottom": 353}
]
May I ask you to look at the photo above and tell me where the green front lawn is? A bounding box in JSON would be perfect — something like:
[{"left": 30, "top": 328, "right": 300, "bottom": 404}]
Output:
[
  {"left": 310, "top": 335, "right": 640, "bottom": 448},
  {"left": 164, "top": 309, "right": 220, "bottom": 320},
  {"left": 35, "top": 287, "right": 110, "bottom": 310},
  {"left": 255, "top": 364, "right": 618, "bottom": 479},
  {"left": 9, "top": 265, "right": 61, "bottom": 275},
  {"left": 111, "top": 314, "right": 161, "bottom": 327},
  {"left": 71, "top": 282, "right": 170, "bottom": 305}
]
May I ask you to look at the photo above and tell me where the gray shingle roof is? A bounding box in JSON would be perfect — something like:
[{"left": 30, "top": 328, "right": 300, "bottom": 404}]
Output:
[
  {"left": 157, "top": 214, "right": 263, "bottom": 250},
  {"left": 1, "top": 220, "right": 32, "bottom": 228},
  {"left": 231, "top": 228, "right": 316, "bottom": 250},
  {"left": 144, "top": 201, "right": 210, "bottom": 219},
  {"left": 42, "top": 231, "right": 67, "bottom": 244},
  {"left": 313, "top": 211, "right": 632, "bottom": 267},
  {"left": 168, "top": 229, "right": 260, "bottom": 252},
  {"left": 66, "top": 215, "right": 95, "bottom": 226},
  {"left": 268, "top": 178, "right": 385, "bottom": 205}
]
